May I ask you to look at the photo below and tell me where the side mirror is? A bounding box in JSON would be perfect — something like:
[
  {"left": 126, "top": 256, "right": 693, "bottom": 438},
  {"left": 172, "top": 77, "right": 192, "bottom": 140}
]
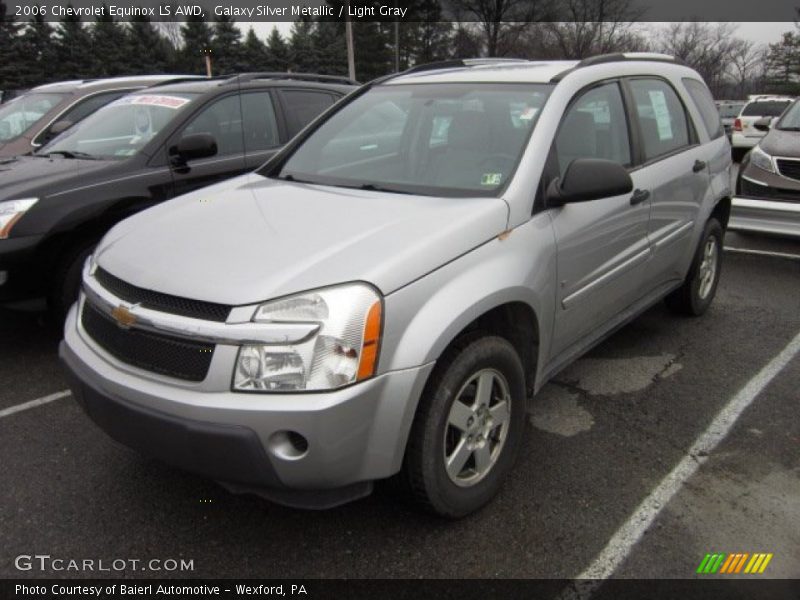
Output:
[
  {"left": 49, "top": 120, "right": 73, "bottom": 136},
  {"left": 547, "top": 158, "right": 633, "bottom": 205},
  {"left": 753, "top": 117, "right": 771, "bottom": 132},
  {"left": 172, "top": 133, "right": 217, "bottom": 162}
]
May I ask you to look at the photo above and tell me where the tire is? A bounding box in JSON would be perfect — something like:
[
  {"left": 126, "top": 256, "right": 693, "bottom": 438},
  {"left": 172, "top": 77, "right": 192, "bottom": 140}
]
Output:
[
  {"left": 401, "top": 335, "right": 527, "bottom": 518},
  {"left": 665, "top": 218, "right": 723, "bottom": 317},
  {"left": 48, "top": 243, "right": 96, "bottom": 324}
]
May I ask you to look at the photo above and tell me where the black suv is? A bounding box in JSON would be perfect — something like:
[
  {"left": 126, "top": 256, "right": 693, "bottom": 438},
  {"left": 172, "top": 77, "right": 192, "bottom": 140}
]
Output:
[{"left": 0, "top": 73, "right": 356, "bottom": 316}]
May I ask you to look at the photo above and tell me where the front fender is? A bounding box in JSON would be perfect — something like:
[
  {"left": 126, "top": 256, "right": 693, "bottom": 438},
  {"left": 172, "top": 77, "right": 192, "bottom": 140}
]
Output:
[{"left": 380, "top": 213, "right": 557, "bottom": 391}]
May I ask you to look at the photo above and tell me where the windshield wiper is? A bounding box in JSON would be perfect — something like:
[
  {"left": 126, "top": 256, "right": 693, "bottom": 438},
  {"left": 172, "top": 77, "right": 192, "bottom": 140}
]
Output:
[
  {"left": 357, "top": 183, "right": 414, "bottom": 195},
  {"left": 40, "top": 150, "right": 99, "bottom": 160},
  {"left": 279, "top": 173, "right": 318, "bottom": 185},
  {"left": 777, "top": 126, "right": 800, "bottom": 131}
]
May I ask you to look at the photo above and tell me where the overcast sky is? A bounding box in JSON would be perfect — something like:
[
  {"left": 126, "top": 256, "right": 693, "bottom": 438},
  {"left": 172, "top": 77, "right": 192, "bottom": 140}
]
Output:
[{"left": 237, "top": 21, "right": 788, "bottom": 47}]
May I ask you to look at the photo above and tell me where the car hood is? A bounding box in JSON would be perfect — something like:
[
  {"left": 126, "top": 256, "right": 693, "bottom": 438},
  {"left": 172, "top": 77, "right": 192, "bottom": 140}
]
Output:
[
  {"left": 0, "top": 154, "right": 114, "bottom": 200},
  {"left": 96, "top": 174, "right": 509, "bottom": 305},
  {"left": 760, "top": 128, "right": 800, "bottom": 157}
]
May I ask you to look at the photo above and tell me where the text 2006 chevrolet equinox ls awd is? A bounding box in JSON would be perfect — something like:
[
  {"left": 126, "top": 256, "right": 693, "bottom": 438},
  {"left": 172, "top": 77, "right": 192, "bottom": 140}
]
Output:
[{"left": 61, "top": 55, "right": 732, "bottom": 517}]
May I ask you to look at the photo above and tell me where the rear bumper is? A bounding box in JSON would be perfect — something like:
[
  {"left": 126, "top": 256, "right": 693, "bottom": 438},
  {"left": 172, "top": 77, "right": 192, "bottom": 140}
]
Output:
[
  {"left": 730, "top": 133, "right": 760, "bottom": 149},
  {"left": 729, "top": 197, "right": 800, "bottom": 237},
  {"left": 61, "top": 303, "right": 434, "bottom": 508}
]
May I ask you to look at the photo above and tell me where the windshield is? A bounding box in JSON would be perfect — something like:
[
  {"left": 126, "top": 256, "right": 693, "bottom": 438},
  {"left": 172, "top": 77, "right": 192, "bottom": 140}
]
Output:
[
  {"left": 741, "top": 101, "right": 791, "bottom": 117},
  {"left": 776, "top": 100, "right": 800, "bottom": 130},
  {"left": 0, "top": 92, "right": 65, "bottom": 142},
  {"left": 39, "top": 93, "right": 197, "bottom": 159},
  {"left": 271, "top": 83, "right": 553, "bottom": 197},
  {"left": 718, "top": 104, "right": 743, "bottom": 118}
]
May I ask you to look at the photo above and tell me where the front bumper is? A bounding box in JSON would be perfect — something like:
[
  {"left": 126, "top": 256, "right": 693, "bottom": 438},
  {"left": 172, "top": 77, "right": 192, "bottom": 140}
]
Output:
[
  {"left": 61, "top": 303, "right": 434, "bottom": 508},
  {"left": 0, "top": 234, "right": 46, "bottom": 301},
  {"left": 729, "top": 198, "right": 800, "bottom": 237},
  {"left": 731, "top": 165, "right": 800, "bottom": 237}
]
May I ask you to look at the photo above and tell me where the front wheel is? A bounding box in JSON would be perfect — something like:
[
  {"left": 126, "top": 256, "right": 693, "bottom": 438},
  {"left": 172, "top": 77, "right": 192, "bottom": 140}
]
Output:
[
  {"left": 401, "top": 335, "right": 527, "bottom": 518},
  {"left": 665, "top": 218, "right": 723, "bottom": 316}
]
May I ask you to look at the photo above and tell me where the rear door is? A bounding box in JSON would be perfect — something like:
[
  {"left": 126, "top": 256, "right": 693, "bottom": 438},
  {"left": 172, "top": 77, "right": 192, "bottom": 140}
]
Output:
[
  {"left": 548, "top": 80, "right": 652, "bottom": 358},
  {"left": 625, "top": 77, "right": 709, "bottom": 292}
]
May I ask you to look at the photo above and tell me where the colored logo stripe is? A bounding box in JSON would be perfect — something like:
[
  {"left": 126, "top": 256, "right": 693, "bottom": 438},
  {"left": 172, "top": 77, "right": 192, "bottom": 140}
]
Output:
[{"left": 697, "top": 552, "right": 773, "bottom": 574}]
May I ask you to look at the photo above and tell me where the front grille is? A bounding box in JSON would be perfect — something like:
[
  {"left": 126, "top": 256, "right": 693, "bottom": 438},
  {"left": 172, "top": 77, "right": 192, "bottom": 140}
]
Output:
[
  {"left": 81, "top": 301, "right": 214, "bottom": 382},
  {"left": 740, "top": 178, "right": 800, "bottom": 203},
  {"left": 95, "top": 267, "right": 231, "bottom": 322},
  {"left": 776, "top": 158, "right": 800, "bottom": 182}
]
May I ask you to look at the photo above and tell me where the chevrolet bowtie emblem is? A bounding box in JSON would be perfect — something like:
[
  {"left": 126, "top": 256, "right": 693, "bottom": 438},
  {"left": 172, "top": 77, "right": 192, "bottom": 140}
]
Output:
[{"left": 111, "top": 305, "right": 137, "bottom": 328}]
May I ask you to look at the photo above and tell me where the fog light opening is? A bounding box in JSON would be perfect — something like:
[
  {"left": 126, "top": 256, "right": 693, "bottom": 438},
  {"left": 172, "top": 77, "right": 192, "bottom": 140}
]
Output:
[{"left": 268, "top": 430, "right": 309, "bottom": 460}]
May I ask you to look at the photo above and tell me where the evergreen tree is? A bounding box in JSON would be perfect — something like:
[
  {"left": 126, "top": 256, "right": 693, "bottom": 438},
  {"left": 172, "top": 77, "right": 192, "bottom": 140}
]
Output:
[
  {"left": 54, "top": 6, "right": 94, "bottom": 80},
  {"left": 126, "top": 15, "right": 173, "bottom": 75},
  {"left": 402, "top": 0, "right": 454, "bottom": 67},
  {"left": 765, "top": 31, "right": 800, "bottom": 94},
  {"left": 0, "top": 1, "right": 24, "bottom": 90},
  {"left": 179, "top": 15, "right": 213, "bottom": 74},
  {"left": 90, "top": 5, "right": 127, "bottom": 77},
  {"left": 352, "top": 21, "right": 392, "bottom": 82},
  {"left": 265, "top": 26, "right": 289, "bottom": 71},
  {"left": 313, "top": 21, "right": 347, "bottom": 75},
  {"left": 289, "top": 18, "right": 318, "bottom": 72},
  {"left": 19, "top": 16, "right": 56, "bottom": 87},
  {"left": 241, "top": 27, "right": 267, "bottom": 71},
  {"left": 212, "top": 15, "right": 243, "bottom": 75}
]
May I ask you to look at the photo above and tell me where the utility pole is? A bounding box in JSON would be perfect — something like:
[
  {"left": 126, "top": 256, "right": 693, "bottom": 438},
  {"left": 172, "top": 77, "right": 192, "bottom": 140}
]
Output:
[
  {"left": 202, "top": 48, "right": 213, "bottom": 77},
  {"left": 345, "top": 0, "right": 356, "bottom": 80},
  {"left": 394, "top": 0, "right": 400, "bottom": 72}
]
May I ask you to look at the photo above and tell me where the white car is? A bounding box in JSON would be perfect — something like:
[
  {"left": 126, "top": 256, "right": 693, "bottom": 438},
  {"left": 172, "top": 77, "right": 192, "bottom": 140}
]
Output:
[{"left": 731, "top": 96, "right": 792, "bottom": 155}]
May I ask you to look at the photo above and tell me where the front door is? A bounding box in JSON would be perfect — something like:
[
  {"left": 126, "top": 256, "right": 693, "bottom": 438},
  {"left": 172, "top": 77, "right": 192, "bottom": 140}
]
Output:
[{"left": 548, "top": 80, "right": 652, "bottom": 358}]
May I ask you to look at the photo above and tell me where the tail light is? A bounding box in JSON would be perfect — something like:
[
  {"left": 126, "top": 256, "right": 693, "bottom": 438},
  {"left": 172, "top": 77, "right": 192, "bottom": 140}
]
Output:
[{"left": 734, "top": 118, "right": 742, "bottom": 132}]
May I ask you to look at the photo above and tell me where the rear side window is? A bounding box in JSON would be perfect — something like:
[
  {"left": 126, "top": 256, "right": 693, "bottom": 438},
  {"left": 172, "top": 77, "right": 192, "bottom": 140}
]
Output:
[
  {"left": 628, "top": 79, "right": 690, "bottom": 162},
  {"left": 683, "top": 78, "right": 723, "bottom": 140},
  {"left": 555, "top": 81, "right": 631, "bottom": 177},
  {"left": 741, "top": 101, "right": 791, "bottom": 117},
  {"left": 281, "top": 90, "right": 336, "bottom": 137}
]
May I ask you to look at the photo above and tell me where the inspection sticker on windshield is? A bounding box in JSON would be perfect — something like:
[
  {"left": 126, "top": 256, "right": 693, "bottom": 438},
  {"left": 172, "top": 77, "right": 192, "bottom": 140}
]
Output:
[
  {"left": 481, "top": 173, "right": 502, "bottom": 186},
  {"left": 110, "top": 95, "right": 189, "bottom": 109}
]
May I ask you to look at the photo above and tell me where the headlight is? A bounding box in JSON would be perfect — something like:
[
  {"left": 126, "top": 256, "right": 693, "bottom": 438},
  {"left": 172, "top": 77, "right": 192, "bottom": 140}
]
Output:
[
  {"left": 233, "top": 283, "right": 382, "bottom": 392},
  {"left": 749, "top": 146, "right": 775, "bottom": 174},
  {"left": 0, "top": 198, "right": 38, "bottom": 239}
]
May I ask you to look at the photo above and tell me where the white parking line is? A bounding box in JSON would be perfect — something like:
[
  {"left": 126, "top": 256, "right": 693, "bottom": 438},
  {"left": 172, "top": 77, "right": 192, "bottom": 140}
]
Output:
[
  {"left": 0, "top": 390, "right": 71, "bottom": 419},
  {"left": 562, "top": 329, "right": 800, "bottom": 597},
  {"left": 724, "top": 246, "right": 800, "bottom": 261}
]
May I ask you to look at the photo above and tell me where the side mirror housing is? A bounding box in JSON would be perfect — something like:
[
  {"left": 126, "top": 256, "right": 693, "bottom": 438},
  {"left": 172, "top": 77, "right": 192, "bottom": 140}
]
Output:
[
  {"left": 753, "top": 117, "right": 771, "bottom": 132},
  {"left": 172, "top": 133, "right": 217, "bottom": 162},
  {"left": 547, "top": 158, "right": 633, "bottom": 205}
]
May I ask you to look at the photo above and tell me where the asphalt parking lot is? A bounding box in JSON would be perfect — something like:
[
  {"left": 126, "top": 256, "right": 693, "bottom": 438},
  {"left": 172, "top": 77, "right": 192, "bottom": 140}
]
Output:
[{"left": 1, "top": 229, "right": 799, "bottom": 581}]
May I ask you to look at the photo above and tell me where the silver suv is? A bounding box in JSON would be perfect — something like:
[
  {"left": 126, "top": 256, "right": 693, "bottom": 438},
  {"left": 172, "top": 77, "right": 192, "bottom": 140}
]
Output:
[{"left": 60, "top": 54, "right": 732, "bottom": 518}]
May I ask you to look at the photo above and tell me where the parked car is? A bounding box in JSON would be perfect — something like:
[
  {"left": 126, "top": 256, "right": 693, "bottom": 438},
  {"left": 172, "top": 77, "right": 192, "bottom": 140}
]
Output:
[
  {"left": 0, "top": 73, "right": 356, "bottom": 316},
  {"left": 731, "top": 97, "right": 800, "bottom": 237},
  {"left": 0, "top": 76, "right": 203, "bottom": 158},
  {"left": 61, "top": 54, "right": 731, "bottom": 518},
  {"left": 731, "top": 95, "right": 792, "bottom": 159},
  {"left": 716, "top": 100, "right": 744, "bottom": 138}
]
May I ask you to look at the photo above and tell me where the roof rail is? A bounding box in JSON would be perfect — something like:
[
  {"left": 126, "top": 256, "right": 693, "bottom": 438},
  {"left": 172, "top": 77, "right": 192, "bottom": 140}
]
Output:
[
  {"left": 224, "top": 72, "right": 360, "bottom": 86},
  {"left": 551, "top": 52, "right": 684, "bottom": 82},
  {"left": 145, "top": 76, "right": 211, "bottom": 88},
  {"left": 404, "top": 57, "right": 528, "bottom": 75},
  {"left": 576, "top": 52, "right": 681, "bottom": 67}
]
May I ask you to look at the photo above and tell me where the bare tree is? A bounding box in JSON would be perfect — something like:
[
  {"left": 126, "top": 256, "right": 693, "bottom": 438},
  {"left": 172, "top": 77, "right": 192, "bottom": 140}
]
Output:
[
  {"left": 526, "top": 0, "right": 647, "bottom": 59},
  {"left": 444, "top": 0, "right": 557, "bottom": 56},
  {"left": 727, "top": 39, "right": 767, "bottom": 99},
  {"left": 657, "top": 22, "right": 742, "bottom": 97}
]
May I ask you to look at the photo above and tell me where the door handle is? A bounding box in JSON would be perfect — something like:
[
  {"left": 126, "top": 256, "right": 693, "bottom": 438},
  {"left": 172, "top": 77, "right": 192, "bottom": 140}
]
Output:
[
  {"left": 692, "top": 159, "right": 707, "bottom": 173},
  {"left": 630, "top": 188, "right": 650, "bottom": 206}
]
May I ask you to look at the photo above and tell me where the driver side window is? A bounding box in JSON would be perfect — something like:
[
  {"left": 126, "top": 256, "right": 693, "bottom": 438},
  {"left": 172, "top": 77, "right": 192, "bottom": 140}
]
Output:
[
  {"left": 181, "top": 95, "right": 244, "bottom": 157},
  {"left": 555, "top": 82, "right": 631, "bottom": 178}
]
